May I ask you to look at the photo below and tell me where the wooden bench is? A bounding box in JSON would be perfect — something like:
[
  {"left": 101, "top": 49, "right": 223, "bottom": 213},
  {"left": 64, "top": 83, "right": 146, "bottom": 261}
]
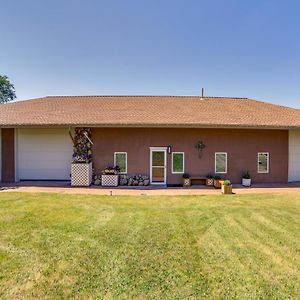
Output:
[{"left": 190, "top": 176, "right": 206, "bottom": 185}]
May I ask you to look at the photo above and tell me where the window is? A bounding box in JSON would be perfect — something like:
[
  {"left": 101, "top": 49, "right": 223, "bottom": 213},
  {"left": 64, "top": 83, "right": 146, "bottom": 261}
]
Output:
[
  {"left": 114, "top": 152, "right": 127, "bottom": 173},
  {"left": 258, "top": 152, "right": 269, "bottom": 173},
  {"left": 215, "top": 152, "right": 227, "bottom": 173},
  {"left": 172, "top": 152, "right": 184, "bottom": 173}
]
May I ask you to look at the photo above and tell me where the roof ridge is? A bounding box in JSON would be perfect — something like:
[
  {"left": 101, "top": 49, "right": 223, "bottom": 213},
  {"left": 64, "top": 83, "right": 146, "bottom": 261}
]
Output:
[{"left": 45, "top": 95, "right": 248, "bottom": 99}]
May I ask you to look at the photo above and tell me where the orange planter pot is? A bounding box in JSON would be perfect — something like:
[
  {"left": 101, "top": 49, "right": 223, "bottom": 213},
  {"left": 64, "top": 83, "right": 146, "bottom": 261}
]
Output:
[{"left": 214, "top": 179, "right": 222, "bottom": 189}]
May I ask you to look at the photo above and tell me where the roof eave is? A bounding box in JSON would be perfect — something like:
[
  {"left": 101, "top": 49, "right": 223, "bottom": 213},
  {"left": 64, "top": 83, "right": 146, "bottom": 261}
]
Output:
[{"left": 1, "top": 123, "right": 300, "bottom": 130}]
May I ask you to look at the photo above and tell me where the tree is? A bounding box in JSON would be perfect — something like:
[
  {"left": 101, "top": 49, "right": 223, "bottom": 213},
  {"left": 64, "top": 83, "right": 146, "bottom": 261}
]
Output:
[{"left": 0, "top": 75, "right": 16, "bottom": 103}]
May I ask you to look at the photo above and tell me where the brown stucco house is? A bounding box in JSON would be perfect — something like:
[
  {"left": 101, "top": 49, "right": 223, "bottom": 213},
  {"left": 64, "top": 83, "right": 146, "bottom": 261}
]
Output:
[{"left": 1, "top": 95, "right": 300, "bottom": 185}]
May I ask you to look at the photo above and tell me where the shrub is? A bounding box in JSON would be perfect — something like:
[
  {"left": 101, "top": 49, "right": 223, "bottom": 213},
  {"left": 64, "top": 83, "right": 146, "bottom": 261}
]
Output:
[
  {"left": 206, "top": 174, "right": 213, "bottom": 179},
  {"left": 182, "top": 173, "right": 190, "bottom": 179},
  {"left": 223, "top": 180, "right": 232, "bottom": 186},
  {"left": 242, "top": 171, "right": 251, "bottom": 179},
  {"left": 214, "top": 175, "right": 221, "bottom": 180}
]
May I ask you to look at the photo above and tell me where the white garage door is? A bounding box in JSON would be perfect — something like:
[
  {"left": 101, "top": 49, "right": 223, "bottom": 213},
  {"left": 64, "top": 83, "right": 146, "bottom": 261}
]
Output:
[
  {"left": 289, "top": 130, "right": 300, "bottom": 182},
  {"left": 18, "top": 128, "right": 73, "bottom": 180},
  {"left": 0, "top": 129, "right": 2, "bottom": 182}
]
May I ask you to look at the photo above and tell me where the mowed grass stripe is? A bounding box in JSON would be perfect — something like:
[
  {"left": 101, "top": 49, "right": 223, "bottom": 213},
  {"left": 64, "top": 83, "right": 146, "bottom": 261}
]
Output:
[
  {"left": 230, "top": 211, "right": 300, "bottom": 297},
  {"left": 0, "top": 193, "right": 300, "bottom": 299},
  {"left": 239, "top": 211, "right": 300, "bottom": 268},
  {"left": 197, "top": 213, "right": 280, "bottom": 299}
]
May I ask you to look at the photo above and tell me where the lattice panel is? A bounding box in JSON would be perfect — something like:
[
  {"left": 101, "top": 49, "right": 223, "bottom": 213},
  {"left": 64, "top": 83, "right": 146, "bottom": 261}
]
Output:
[
  {"left": 101, "top": 175, "right": 119, "bottom": 187},
  {"left": 71, "top": 163, "right": 92, "bottom": 186}
]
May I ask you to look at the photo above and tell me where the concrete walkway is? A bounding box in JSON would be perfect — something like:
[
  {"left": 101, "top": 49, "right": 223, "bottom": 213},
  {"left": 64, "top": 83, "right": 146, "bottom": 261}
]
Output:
[{"left": 1, "top": 181, "right": 300, "bottom": 196}]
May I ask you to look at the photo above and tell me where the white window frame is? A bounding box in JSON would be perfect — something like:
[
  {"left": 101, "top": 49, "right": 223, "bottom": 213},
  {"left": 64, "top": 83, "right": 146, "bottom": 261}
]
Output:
[
  {"left": 258, "top": 152, "right": 269, "bottom": 174},
  {"left": 172, "top": 152, "right": 185, "bottom": 174},
  {"left": 215, "top": 152, "right": 227, "bottom": 174},
  {"left": 114, "top": 152, "right": 127, "bottom": 174}
]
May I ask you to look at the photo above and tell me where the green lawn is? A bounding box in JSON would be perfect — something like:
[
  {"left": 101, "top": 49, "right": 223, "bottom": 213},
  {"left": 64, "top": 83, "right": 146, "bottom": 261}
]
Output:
[{"left": 1, "top": 193, "right": 300, "bottom": 299}]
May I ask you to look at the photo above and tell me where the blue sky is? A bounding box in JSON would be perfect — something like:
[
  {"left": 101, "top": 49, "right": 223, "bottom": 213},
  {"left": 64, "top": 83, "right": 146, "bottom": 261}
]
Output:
[{"left": 1, "top": 0, "right": 300, "bottom": 107}]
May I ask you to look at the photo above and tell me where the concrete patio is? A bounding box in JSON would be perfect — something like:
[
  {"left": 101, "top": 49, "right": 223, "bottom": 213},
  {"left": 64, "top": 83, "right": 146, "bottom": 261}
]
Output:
[{"left": 1, "top": 181, "right": 300, "bottom": 196}]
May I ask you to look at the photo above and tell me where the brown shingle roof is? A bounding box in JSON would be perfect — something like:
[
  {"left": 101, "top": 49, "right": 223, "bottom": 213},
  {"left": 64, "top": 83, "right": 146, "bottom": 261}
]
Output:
[{"left": 0, "top": 95, "right": 300, "bottom": 128}]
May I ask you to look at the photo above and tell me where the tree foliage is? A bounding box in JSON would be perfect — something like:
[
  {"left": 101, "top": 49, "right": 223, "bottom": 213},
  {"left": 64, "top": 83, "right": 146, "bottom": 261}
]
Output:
[{"left": 0, "top": 75, "right": 16, "bottom": 103}]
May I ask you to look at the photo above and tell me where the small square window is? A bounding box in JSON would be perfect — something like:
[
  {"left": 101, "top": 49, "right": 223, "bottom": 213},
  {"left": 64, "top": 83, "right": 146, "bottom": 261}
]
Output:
[
  {"left": 172, "top": 152, "right": 184, "bottom": 173},
  {"left": 215, "top": 152, "right": 227, "bottom": 173},
  {"left": 114, "top": 152, "right": 127, "bottom": 173},
  {"left": 258, "top": 153, "right": 269, "bottom": 173}
]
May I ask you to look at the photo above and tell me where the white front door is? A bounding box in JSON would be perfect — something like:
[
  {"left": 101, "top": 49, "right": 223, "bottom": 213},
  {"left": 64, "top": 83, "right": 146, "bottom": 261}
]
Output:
[{"left": 150, "top": 147, "right": 167, "bottom": 185}]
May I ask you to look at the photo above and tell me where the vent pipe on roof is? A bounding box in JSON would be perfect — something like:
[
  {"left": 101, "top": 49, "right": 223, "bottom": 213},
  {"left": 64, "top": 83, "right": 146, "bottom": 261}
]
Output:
[{"left": 200, "top": 88, "right": 204, "bottom": 100}]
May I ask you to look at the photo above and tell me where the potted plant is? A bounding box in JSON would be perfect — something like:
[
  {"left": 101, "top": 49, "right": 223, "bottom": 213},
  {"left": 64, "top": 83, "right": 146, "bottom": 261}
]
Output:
[
  {"left": 103, "top": 166, "right": 120, "bottom": 175},
  {"left": 206, "top": 174, "right": 214, "bottom": 186},
  {"left": 101, "top": 166, "right": 120, "bottom": 187},
  {"left": 182, "top": 173, "right": 191, "bottom": 187},
  {"left": 222, "top": 179, "right": 232, "bottom": 194},
  {"left": 213, "top": 175, "right": 222, "bottom": 189},
  {"left": 242, "top": 171, "right": 251, "bottom": 187}
]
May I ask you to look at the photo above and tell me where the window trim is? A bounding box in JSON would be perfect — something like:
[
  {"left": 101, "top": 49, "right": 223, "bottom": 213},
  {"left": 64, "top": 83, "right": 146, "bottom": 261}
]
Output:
[
  {"left": 114, "top": 152, "right": 127, "bottom": 174},
  {"left": 215, "top": 152, "right": 227, "bottom": 174},
  {"left": 171, "top": 152, "right": 185, "bottom": 174},
  {"left": 257, "top": 152, "right": 269, "bottom": 174}
]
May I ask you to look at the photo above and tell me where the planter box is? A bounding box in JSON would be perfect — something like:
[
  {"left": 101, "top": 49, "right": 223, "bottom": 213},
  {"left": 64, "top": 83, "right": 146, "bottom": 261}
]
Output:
[
  {"left": 183, "top": 178, "right": 191, "bottom": 187},
  {"left": 222, "top": 185, "right": 232, "bottom": 194},
  {"left": 242, "top": 178, "right": 251, "bottom": 187},
  {"left": 214, "top": 179, "right": 223, "bottom": 189},
  {"left": 71, "top": 162, "right": 92, "bottom": 186},
  {"left": 206, "top": 178, "right": 214, "bottom": 186},
  {"left": 102, "top": 174, "right": 119, "bottom": 187}
]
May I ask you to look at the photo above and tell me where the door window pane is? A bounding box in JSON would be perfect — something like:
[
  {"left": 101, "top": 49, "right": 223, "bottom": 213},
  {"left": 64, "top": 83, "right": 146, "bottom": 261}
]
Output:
[
  {"left": 152, "top": 152, "right": 164, "bottom": 166},
  {"left": 152, "top": 167, "right": 164, "bottom": 182}
]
